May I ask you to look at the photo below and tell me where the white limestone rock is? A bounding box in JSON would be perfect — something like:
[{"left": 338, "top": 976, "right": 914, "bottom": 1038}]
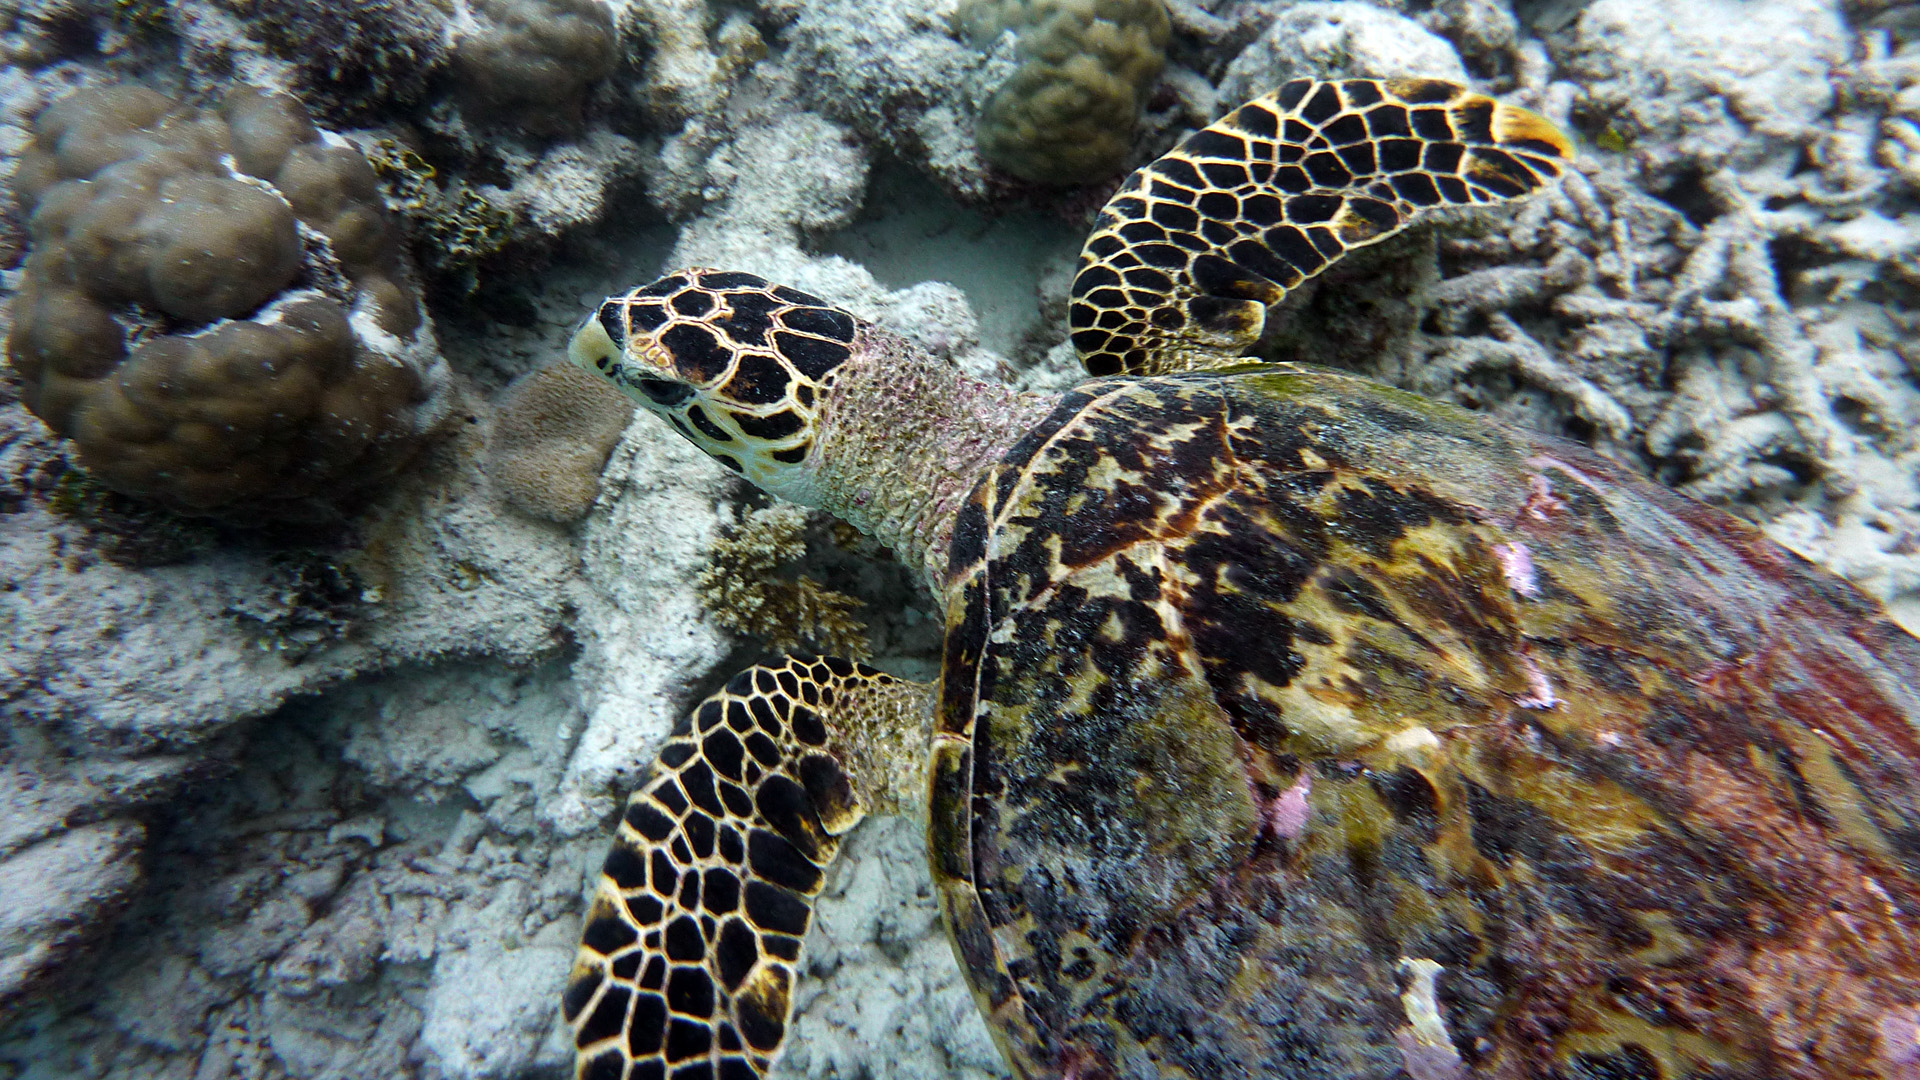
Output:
[{"left": 1219, "top": 2, "right": 1468, "bottom": 108}]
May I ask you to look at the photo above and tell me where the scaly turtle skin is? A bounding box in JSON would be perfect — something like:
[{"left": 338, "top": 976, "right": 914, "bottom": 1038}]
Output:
[{"left": 560, "top": 79, "right": 1920, "bottom": 1080}]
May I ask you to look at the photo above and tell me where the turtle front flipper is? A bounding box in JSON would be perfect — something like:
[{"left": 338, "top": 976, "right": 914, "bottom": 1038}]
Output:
[
  {"left": 1070, "top": 77, "right": 1574, "bottom": 376},
  {"left": 564, "top": 655, "right": 933, "bottom": 1080}
]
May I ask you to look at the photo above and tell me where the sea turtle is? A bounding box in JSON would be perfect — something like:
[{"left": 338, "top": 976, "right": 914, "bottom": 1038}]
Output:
[{"left": 560, "top": 78, "right": 1920, "bottom": 1080}]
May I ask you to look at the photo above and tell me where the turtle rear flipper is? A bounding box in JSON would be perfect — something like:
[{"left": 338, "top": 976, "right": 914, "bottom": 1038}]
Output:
[
  {"left": 1071, "top": 77, "right": 1575, "bottom": 376},
  {"left": 565, "top": 656, "right": 932, "bottom": 1080}
]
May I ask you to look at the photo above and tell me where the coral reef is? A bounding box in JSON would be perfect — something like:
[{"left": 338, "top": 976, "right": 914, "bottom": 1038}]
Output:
[
  {"left": 0, "top": 797, "right": 146, "bottom": 1022},
  {"left": 623, "top": 6, "right": 768, "bottom": 220},
  {"left": 0, "top": 374, "right": 585, "bottom": 1017},
  {"left": 1, "top": 0, "right": 170, "bottom": 69},
  {"left": 768, "top": 0, "right": 1218, "bottom": 201},
  {"left": 363, "top": 124, "right": 646, "bottom": 297},
  {"left": 472, "top": 131, "right": 647, "bottom": 248},
  {"left": 364, "top": 135, "right": 523, "bottom": 292},
  {"left": 694, "top": 503, "right": 870, "bottom": 658},
  {"left": 775, "top": 0, "right": 1003, "bottom": 200},
  {"left": 0, "top": 3, "right": 807, "bottom": 1065},
  {"left": 7, "top": 83, "right": 452, "bottom": 521},
  {"left": 146, "top": 0, "right": 644, "bottom": 299},
  {"left": 1547, "top": 0, "right": 1920, "bottom": 624},
  {"left": 4, "top": 0, "right": 1920, "bottom": 1077},
  {"left": 616, "top": 0, "right": 726, "bottom": 126},
  {"left": 484, "top": 358, "right": 635, "bottom": 523},
  {"left": 956, "top": 0, "right": 1172, "bottom": 184},
  {"left": 1, "top": 660, "right": 590, "bottom": 1079}
]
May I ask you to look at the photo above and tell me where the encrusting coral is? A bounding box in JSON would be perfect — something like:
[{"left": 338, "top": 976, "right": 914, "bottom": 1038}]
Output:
[
  {"left": 694, "top": 504, "right": 870, "bottom": 659},
  {"left": 364, "top": 136, "right": 521, "bottom": 293},
  {"left": 484, "top": 359, "right": 634, "bottom": 523},
  {"left": 5, "top": 83, "right": 451, "bottom": 522},
  {"left": 955, "top": 0, "right": 1171, "bottom": 184}
]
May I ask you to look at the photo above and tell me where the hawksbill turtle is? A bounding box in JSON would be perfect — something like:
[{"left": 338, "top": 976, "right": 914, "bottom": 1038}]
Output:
[{"left": 560, "top": 78, "right": 1920, "bottom": 1080}]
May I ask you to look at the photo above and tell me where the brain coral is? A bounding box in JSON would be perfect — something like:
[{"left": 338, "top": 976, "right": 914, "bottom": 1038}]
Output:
[
  {"left": 956, "top": 0, "right": 1170, "bottom": 185},
  {"left": 485, "top": 359, "right": 633, "bottom": 523},
  {"left": 7, "top": 84, "right": 451, "bottom": 521}
]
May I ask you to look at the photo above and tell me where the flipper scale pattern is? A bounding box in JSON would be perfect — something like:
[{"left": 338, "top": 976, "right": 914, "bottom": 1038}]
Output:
[
  {"left": 1069, "top": 77, "right": 1573, "bottom": 376},
  {"left": 564, "top": 655, "right": 907, "bottom": 1080}
]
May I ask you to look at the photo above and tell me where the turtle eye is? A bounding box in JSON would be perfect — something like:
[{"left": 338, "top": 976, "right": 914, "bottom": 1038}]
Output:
[{"left": 636, "top": 377, "right": 694, "bottom": 407}]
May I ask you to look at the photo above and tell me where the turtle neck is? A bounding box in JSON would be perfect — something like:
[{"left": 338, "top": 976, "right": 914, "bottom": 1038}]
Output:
[{"left": 805, "top": 325, "right": 1057, "bottom": 599}]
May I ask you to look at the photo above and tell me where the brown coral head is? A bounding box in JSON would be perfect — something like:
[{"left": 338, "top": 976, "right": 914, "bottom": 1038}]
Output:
[
  {"left": 484, "top": 360, "right": 634, "bottom": 523},
  {"left": 965, "top": 0, "right": 1172, "bottom": 185},
  {"left": 450, "top": 0, "right": 617, "bottom": 138},
  {"left": 5, "top": 83, "right": 447, "bottom": 522}
]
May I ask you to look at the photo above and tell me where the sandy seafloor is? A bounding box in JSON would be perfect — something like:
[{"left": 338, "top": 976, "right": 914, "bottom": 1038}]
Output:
[{"left": 1, "top": 0, "right": 1919, "bottom": 1077}]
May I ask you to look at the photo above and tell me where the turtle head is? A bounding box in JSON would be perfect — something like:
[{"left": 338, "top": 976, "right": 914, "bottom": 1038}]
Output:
[{"left": 569, "top": 268, "right": 861, "bottom": 504}]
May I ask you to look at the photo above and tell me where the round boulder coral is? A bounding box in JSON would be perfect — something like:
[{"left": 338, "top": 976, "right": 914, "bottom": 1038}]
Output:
[
  {"left": 451, "top": 0, "right": 619, "bottom": 138},
  {"left": 7, "top": 84, "right": 451, "bottom": 521},
  {"left": 958, "top": 0, "right": 1170, "bottom": 185}
]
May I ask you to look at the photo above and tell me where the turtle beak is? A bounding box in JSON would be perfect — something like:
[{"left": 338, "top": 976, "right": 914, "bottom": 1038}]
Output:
[
  {"left": 568, "top": 314, "right": 621, "bottom": 377},
  {"left": 569, "top": 308, "right": 698, "bottom": 408}
]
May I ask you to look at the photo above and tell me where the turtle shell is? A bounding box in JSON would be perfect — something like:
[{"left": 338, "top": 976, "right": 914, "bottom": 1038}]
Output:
[{"left": 926, "top": 365, "right": 1920, "bottom": 1080}]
